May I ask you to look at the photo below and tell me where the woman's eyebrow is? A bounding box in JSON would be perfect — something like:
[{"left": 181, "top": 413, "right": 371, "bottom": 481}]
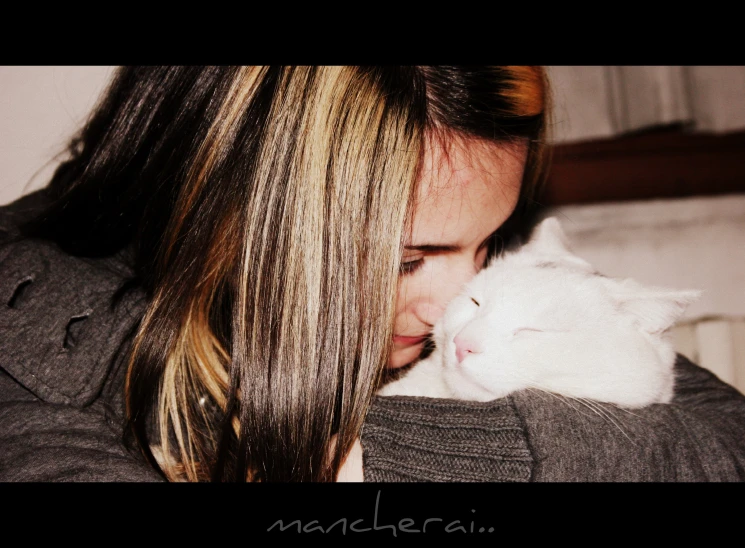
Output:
[
  {"left": 405, "top": 228, "right": 500, "bottom": 253},
  {"left": 404, "top": 244, "right": 460, "bottom": 252}
]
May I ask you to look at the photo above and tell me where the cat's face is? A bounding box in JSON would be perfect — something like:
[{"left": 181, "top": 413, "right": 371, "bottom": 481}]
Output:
[{"left": 436, "top": 217, "right": 699, "bottom": 401}]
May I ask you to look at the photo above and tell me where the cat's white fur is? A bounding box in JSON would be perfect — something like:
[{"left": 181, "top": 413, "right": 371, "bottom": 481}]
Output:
[{"left": 378, "top": 217, "right": 700, "bottom": 408}]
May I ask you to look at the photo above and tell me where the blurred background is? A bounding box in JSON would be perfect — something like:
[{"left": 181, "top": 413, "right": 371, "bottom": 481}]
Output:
[
  {"left": 542, "top": 67, "right": 745, "bottom": 394},
  {"left": 1, "top": 66, "right": 743, "bottom": 392}
]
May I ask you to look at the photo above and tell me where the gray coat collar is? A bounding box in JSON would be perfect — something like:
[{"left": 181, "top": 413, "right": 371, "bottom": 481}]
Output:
[{"left": 0, "top": 196, "right": 146, "bottom": 408}]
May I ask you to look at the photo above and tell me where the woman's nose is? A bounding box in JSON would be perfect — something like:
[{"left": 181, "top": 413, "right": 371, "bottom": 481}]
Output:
[
  {"left": 413, "top": 302, "right": 446, "bottom": 327},
  {"left": 414, "top": 261, "right": 480, "bottom": 326}
]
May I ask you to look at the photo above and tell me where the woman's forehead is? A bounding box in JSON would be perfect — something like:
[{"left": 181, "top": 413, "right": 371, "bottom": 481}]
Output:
[
  {"left": 418, "top": 135, "right": 524, "bottom": 186},
  {"left": 409, "top": 136, "right": 527, "bottom": 245}
]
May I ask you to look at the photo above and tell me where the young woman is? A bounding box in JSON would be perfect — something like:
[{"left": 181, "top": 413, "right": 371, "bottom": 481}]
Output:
[{"left": 1, "top": 66, "right": 744, "bottom": 482}]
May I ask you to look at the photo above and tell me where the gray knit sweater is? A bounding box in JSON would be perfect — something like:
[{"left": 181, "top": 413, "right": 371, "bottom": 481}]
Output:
[{"left": 2, "top": 191, "right": 745, "bottom": 482}]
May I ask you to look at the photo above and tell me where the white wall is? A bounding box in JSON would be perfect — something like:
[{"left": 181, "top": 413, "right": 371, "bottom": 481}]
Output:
[
  {"left": 0, "top": 66, "right": 115, "bottom": 205},
  {"left": 547, "top": 194, "right": 745, "bottom": 320}
]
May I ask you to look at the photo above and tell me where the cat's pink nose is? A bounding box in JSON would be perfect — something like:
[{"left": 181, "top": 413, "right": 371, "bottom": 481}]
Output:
[{"left": 454, "top": 334, "right": 483, "bottom": 363}]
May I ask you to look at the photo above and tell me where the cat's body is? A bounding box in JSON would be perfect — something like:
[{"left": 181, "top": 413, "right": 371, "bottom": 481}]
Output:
[{"left": 378, "top": 217, "right": 700, "bottom": 408}]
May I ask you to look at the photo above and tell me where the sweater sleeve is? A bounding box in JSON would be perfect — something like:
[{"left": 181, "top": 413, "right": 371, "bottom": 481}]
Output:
[
  {"left": 361, "top": 355, "right": 745, "bottom": 482},
  {"left": 0, "top": 367, "right": 164, "bottom": 482},
  {"left": 361, "top": 393, "right": 534, "bottom": 482}
]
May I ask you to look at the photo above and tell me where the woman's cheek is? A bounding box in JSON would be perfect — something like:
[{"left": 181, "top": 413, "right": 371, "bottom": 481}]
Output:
[{"left": 388, "top": 343, "right": 425, "bottom": 369}]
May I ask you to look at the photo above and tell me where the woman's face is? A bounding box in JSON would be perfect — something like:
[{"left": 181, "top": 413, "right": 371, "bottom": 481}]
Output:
[{"left": 389, "top": 136, "right": 528, "bottom": 369}]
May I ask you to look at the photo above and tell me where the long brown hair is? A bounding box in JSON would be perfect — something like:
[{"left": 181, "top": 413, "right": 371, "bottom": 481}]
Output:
[{"left": 21, "top": 66, "right": 550, "bottom": 481}]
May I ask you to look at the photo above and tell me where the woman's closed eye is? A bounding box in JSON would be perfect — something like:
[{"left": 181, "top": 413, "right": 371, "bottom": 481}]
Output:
[
  {"left": 400, "top": 225, "right": 502, "bottom": 278},
  {"left": 399, "top": 258, "right": 424, "bottom": 275}
]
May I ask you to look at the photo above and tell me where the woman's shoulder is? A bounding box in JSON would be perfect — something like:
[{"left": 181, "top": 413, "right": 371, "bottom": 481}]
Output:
[
  {"left": 0, "top": 191, "right": 158, "bottom": 481},
  {"left": 0, "top": 188, "right": 52, "bottom": 240},
  {"left": 0, "top": 189, "right": 147, "bottom": 408}
]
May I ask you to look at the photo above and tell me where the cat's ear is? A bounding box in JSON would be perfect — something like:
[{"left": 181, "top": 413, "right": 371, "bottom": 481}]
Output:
[
  {"left": 613, "top": 281, "right": 702, "bottom": 334},
  {"left": 522, "top": 217, "right": 593, "bottom": 270},
  {"left": 524, "top": 217, "right": 571, "bottom": 254}
]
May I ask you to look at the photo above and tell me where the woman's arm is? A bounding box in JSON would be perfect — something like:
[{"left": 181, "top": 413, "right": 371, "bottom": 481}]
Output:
[
  {"left": 511, "top": 354, "right": 745, "bottom": 481},
  {"left": 0, "top": 368, "right": 164, "bottom": 482},
  {"left": 361, "top": 355, "right": 745, "bottom": 482}
]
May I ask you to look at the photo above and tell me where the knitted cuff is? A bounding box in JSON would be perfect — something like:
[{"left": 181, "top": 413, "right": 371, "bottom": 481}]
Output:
[{"left": 360, "top": 395, "right": 533, "bottom": 482}]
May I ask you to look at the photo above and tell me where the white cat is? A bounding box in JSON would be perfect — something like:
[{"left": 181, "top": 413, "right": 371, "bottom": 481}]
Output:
[{"left": 378, "top": 217, "right": 700, "bottom": 408}]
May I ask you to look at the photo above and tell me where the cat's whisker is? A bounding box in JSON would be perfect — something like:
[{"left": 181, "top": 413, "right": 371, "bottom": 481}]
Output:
[
  {"left": 549, "top": 393, "right": 591, "bottom": 416},
  {"left": 522, "top": 386, "right": 561, "bottom": 405},
  {"left": 580, "top": 397, "right": 647, "bottom": 421},
  {"left": 518, "top": 381, "right": 638, "bottom": 444},
  {"left": 527, "top": 387, "right": 635, "bottom": 441},
  {"left": 575, "top": 397, "right": 636, "bottom": 444},
  {"left": 519, "top": 388, "right": 607, "bottom": 425},
  {"left": 520, "top": 383, "right": 595, "bottom": 417},
  {"left": 512, "top": 373, "right": 636, "bottom": 436},
  {"left": 483, "top": 371, "right": 645, "bottom": 445},
  {"left": 513, "top": 382, "right": 596, "bottom": 412},
  {"left": 546, "top": 393, "right": 626, "bottom": 435},
  {"left": 561, "top": 394, "right": 609, "bottom": 421},
  {"left": 608, "top": 405, "right": 644, "bottom": 419}
]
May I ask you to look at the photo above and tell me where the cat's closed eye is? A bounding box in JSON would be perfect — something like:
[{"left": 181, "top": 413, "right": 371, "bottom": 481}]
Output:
[
  {"left": 512, "top": 327, "right": 544, "bottom": 336},
  {"left": 471, "top": 297, "right": 480, "bottom": 306}
]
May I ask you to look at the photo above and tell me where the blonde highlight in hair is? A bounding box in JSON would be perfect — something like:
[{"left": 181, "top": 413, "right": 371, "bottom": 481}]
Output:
[
  {"left": 126, "top": 67, "right": 423, "bottom": 481},
  {"left": 231, "top": 67, "right": 422, "bottom": 481},
  {"left": 124, "top": 67, "right": 270, "bottom": 481}
]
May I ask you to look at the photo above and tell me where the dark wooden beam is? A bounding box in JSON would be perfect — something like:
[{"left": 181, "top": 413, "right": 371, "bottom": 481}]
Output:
[{"left": 540, "top": 126, "right": 745, "bottom": 206}]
